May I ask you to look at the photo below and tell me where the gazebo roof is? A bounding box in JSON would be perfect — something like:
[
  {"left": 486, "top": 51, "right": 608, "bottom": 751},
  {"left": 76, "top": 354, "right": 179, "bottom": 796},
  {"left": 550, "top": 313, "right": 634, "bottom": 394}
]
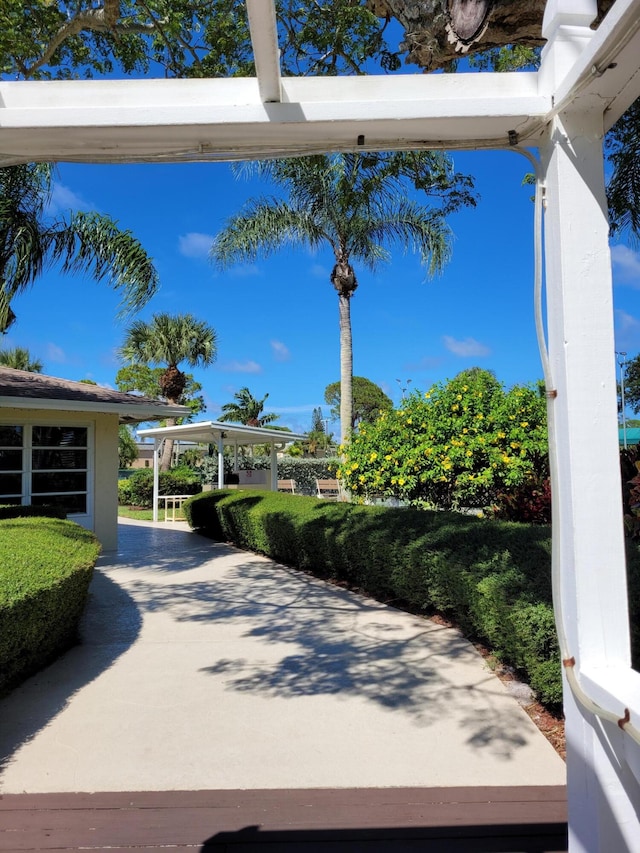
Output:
[{"left": 138, "top": 420, "right": 307, "bottom": 446}]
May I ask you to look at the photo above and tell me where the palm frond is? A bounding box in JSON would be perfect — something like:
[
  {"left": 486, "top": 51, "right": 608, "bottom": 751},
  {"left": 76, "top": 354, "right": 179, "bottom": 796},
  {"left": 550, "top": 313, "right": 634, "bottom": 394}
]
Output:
[{"left": 50, "top": 211, "right": 159, "bottom": 315}]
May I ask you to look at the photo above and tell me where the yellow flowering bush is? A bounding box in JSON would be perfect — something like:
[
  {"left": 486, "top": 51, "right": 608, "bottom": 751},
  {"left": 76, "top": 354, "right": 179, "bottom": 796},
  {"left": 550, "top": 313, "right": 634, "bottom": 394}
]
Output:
[{"left": 340, "top": 368, "right": 548, "bottom": 511}]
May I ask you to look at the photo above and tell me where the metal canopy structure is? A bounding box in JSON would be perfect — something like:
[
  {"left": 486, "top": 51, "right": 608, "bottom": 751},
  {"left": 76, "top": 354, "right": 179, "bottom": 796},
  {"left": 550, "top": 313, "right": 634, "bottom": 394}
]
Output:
[
  {"left": 138, "top": 420, "right": 307, "bottom": 519},
  {"left": 3, "top": 1, "right": 640, "bottom": 848}
]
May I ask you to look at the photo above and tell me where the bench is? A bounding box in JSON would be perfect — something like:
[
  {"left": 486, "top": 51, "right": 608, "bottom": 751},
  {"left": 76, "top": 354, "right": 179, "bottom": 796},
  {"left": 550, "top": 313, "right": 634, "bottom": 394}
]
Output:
[
  {"left": 158, "top": 494, "right": 192, "bottom": 522},
  {"left": 277, "top": 479, "right": 296, "bottom": 494},
  {"left": 316, "top": 479, "right": 341, "bottom": 501}
]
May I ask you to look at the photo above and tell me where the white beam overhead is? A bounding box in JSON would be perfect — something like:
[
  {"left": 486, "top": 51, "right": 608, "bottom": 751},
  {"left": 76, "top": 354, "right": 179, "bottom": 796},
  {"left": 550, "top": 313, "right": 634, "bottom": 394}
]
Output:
[
  {"left": 550, "top": 0, "right": 640, "bottom": 130},
  {"left": 246, "top": 0, "right": 281, "bottom": 103},
  {"left": 0, "top": 72, "right": 547, "bottom": 165}
]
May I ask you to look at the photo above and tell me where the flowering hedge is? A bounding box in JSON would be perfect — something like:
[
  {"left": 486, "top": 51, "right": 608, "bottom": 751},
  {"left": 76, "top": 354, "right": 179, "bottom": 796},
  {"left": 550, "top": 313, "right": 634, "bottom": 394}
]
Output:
[{"left": 339, "top": 368, "right": 548, "bottom": 511}]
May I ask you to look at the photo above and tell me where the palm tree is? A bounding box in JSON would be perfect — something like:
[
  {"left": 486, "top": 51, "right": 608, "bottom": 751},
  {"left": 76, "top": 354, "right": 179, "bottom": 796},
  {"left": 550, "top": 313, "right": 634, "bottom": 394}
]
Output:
[
  {"left": 219, "top": 387, "right": 280, "bottom": 427},
  {"left": 119, "top": 313, "right": 218, "bottom": 471},
  {"left": 211, "top": 152, "right": 475, "bottom": 442},
  {"left": 0, "top": 163, "right": 158, "bottom": 332},
  {"left": 0, "top": 345, "right": 43, "bottom": 372}
]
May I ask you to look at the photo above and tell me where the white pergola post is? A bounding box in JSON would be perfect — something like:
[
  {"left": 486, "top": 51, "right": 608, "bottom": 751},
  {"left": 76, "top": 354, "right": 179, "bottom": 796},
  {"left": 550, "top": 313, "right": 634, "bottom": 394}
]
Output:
[
  {"left": 270, "top": 442, "right": 278, "bottom": 491},
  {"left": 217, "top": 434, "right": 225, "bottom": 490},
  {"left": 542, "top": 106, "right": 638, "bottom": 851},
  {"left": 152, "top": 439, "right": 161, "bottom": 522}
]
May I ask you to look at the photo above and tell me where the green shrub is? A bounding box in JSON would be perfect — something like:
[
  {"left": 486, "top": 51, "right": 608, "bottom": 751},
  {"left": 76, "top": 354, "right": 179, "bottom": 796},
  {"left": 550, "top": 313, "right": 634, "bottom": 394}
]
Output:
[
  {"left": 0, "top": 517, "right": 101, "bottom": 694},
  {"left": 183, "top": 489, "right": 565, "bottom": 710},
  {"left": 119, "top": 466, "right": 202, "bottom": 508},
  {"left": 0, "top": 504, "right": 67, "bottom": 520}
]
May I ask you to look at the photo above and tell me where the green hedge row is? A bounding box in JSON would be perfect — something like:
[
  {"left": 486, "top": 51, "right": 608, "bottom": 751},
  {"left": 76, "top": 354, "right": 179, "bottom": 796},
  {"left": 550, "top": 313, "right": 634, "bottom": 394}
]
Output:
[
  {"left": 0, "top": 504, "right": 67, "bottom": 520},
  {"left": 0, "top": 517, "right": 101, "bottom": 695},
  {"left": 184, "top": 490, "right": 640, "bottom": 711}
]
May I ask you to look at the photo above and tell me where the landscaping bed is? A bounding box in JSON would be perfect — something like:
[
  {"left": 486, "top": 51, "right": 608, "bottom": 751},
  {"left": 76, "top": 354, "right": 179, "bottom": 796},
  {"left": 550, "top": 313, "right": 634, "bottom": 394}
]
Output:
[{"left": 0, "top": 516, "right": 101, "bottom": 695}]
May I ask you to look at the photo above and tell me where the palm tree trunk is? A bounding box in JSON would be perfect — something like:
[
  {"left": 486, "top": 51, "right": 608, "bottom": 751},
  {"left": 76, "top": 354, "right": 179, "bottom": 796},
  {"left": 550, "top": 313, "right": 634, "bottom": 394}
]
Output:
[
  {"left": 159, "top": 417, "right": 176, "bottom": 472},
  {"left": 338, "top": 293, "right": 353, "bottom": 445}
]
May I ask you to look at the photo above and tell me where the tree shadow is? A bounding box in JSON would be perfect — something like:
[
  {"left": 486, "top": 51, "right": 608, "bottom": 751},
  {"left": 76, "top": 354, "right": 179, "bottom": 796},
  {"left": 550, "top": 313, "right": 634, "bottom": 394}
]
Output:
[{"left": 123, "top": 545, "right": 540, "bottom": 759}]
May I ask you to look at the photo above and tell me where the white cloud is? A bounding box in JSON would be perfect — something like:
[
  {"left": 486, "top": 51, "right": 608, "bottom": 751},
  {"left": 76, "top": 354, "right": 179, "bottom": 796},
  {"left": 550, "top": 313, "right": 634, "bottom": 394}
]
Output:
[
  {"left": 48, "top": 182, "right": 93, "bottom": 214},
  {"left": 271, "top": 404, "right": 323, "bottom": 414},
  {"left": 228, "top": 264, "right": 261, "bottom": 278},
  {"left": 310, "top": 263, "right": 330, "bottom": 279},
  {"left": 611, "top": 244, "right": 640, "bottom": 284},
  {"left": 616, "top": 309, "right": 640, "bottom": 335},
  {"left": 178, "top": 232, "right": 214, "bottom": 259},
  {"left": 442, "top": 335, "right": 490, "bottom": 358},
  {"left": 219, "top": 360, "right": 263, "bottom": 374},
  {"left": 271, "top": 340, "right": 291, "bottom": 362},
  {"left": 405, "top": 356, "right": 442, "bottom": 372},
  {"left": 46, "top": 343, "right": 67, "bottom": 363}
]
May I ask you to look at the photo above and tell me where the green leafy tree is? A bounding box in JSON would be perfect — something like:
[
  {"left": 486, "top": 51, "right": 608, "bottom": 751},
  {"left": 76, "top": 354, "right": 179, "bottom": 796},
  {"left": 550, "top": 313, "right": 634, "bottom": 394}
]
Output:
[
  {"left": 219, "top": 387, "right": 279, "bottom": 427},
  {"left": 0, "top": 163, "right": 158, "bottom": 333},
  {"left": 119, "top": 313, "right": 217, "bottom": 470},
  {"left": 118, "top": 425, "right": 138, "bottom": 468},
  {"left": 0, "top": 1, "right": 396, "bottom": 81},
  {"left": 339, "top": 368, "right": 548, "bottom": 510},
  {"left": 325, "top": 376, "right": 393, "bottom": 431},
  {"left": 0, "top": 346, "right": 43, "bottom": 372},
  {"left": 212, "top": 153, "right": 475, "bottom": 443}
]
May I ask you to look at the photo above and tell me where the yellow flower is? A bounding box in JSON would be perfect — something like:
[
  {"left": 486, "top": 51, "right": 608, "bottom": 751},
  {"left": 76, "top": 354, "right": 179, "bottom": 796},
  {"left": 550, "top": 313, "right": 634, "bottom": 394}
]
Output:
[
  {"left": 456, "top": 394, "right": 462, "bottom": 400},
  {"left": 520, "top": 421, "right": 529, "bottom": 427},
  {"left": 466, "top": 450, "right": 472, "bottom": 457},
  {"left": 398, "top": 477, "right": 405, "bottom": 486},
  {"left": 369, "top": 452, "right": 378, "bottom": 462},
  {"left": 359, "top": 475, "right": 365, "bottom": 483},
  {"left": 385, "top": 454, "right": 392, "bottom": 461},
  {"left": 451, "top": 404, "right": 459, "bottom": 411},
  {"left": 497, "top": 431, "right": 506, "bottom": 438},
  {"left": 477, "top": 413, "right": 484, "bottom": 420}
]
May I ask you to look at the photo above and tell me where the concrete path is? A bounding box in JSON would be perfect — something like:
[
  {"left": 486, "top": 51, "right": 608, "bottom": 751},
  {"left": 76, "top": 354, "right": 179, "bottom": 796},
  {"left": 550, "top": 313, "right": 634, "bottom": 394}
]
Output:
[{"left": 0, "top": 519, "right": 565, "bottom": 793}]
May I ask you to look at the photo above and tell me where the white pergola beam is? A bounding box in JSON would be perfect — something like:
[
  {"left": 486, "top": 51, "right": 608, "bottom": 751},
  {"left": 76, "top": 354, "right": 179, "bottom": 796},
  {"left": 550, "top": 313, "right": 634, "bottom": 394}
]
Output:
[
  {"left": 246, "top": 0, "right": 281, "bottom": 103},
  {"left": 0, "top": 73, "right": 546, "bottom": 165},
  {"left": 551, "top": 0, "right": 640, "bottom": 130}
]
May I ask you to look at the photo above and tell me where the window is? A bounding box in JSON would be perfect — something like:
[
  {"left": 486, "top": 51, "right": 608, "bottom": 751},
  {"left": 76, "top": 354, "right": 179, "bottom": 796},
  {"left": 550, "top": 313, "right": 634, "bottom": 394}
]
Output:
[{"left": 0, "top": 424, "right": 90, "bottom": 515}]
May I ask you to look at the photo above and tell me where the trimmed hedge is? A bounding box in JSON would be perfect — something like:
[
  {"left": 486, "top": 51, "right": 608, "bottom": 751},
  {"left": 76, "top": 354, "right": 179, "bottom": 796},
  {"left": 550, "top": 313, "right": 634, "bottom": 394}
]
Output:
[
  {"left": 0, "top": 517, "right": 101, "bottom": 695},
  {"left": 184, "top": 490, "right": 640, "bottom": 711},
  {"left": 0, "top": 504, "right": 67, "bottom": 520},
  {"left": 118, "top": 466, "right": 202, "bottom": 508}
]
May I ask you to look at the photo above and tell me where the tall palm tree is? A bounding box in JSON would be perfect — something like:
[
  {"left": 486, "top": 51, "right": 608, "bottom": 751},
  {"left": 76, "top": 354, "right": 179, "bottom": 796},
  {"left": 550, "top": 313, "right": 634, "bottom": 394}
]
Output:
[
  {"left": 211, "top": 152, "right": 475, "bottom": 442},
  {"left": 219, "top": 387, "right": 280, "bottom": 427},
  {"left": 0, "top": 163, "right": 158, "bottom": 332},
  {"left": 0, "top": 345, "right": 43, "bottom": 372},
  {"left": 119, "top": 313, "right": 218, "bottom": 471}
]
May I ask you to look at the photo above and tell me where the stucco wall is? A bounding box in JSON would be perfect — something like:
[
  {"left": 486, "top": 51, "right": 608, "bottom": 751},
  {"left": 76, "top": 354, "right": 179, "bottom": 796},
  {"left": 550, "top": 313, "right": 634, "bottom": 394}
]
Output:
[{"left": 0, "top": 408, "right": 120, "bottom": 550}]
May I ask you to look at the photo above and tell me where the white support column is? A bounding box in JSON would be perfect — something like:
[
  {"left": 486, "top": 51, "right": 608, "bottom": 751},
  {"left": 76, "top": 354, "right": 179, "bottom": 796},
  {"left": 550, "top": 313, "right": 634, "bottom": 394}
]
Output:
[
  {"left": 217, "top": 435, "right": 225, "bottom": 490},
  {"left": 152, "top": 439, "right": 160, "bottom": 522},
  {"left": 542, "top": 106, "right": 639, "bottom": 851},
  {"left": 270, "top": 443, "right": 278, "bottom": 491}
]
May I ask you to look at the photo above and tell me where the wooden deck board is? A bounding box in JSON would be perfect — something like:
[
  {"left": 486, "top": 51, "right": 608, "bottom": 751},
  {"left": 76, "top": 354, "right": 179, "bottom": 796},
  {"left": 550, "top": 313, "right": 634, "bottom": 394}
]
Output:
[{"left": 0, "top": 786, "right": 567, "bottom": 852}]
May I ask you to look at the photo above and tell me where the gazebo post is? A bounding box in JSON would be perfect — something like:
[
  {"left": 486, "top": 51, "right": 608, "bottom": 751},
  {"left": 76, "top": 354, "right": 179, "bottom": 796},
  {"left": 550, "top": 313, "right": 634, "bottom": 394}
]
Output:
[
  {"left": 217, "top": 433, "right": 225, "bottom": 489},
  {"left": 152, "top": 438, "right": 161, "bottom": 522},
  {"left": 270, "top": 442, "right": 277, "bottom": 491}
]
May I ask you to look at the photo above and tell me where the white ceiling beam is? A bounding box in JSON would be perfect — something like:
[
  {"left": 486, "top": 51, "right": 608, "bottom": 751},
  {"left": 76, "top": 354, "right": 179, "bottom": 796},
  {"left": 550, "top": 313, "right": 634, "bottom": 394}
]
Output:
[
  {"left": 246, "top": 0, "right": 282, "bottom": 103},
  {"left": 0, "top": 72, "right": 546, "bottom": 165}
]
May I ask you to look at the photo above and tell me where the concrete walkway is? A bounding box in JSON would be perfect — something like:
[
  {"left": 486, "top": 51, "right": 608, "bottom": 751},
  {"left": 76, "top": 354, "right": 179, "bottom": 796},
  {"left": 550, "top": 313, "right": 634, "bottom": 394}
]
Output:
[{"left": 0, "top": 519, "right": 565, "bottom": 793}]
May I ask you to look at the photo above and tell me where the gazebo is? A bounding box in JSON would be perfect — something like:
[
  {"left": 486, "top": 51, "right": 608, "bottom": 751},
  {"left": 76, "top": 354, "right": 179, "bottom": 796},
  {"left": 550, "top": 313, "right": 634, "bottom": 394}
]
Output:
[
  {"left": 137, "top": 420, "right": 307, "bottom": 522},
  {"left": 3, "top": 1, "right": 640, "bottom": 846}
]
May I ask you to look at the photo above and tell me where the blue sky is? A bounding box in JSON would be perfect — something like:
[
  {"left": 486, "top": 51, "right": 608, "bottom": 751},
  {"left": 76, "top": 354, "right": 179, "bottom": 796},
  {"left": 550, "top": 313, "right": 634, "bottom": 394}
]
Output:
[{"left": 5, "top": 146, "right": 640, "bottom": 436}]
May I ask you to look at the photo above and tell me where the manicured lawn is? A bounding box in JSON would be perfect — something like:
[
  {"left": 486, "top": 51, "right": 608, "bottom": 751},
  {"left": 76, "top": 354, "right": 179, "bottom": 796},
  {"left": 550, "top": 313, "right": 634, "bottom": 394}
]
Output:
[{"left": 118, "top": 506, "right": 187, "bottom": 521}]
